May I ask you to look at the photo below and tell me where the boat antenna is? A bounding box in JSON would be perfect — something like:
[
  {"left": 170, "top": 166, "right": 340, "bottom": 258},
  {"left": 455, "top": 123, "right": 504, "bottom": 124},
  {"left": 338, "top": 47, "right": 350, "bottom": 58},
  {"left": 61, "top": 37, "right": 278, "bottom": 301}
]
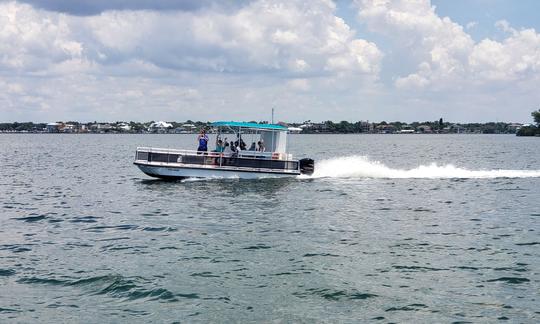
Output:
[{"left": 271, "top": 107, "right": 274, "bottom": 124}]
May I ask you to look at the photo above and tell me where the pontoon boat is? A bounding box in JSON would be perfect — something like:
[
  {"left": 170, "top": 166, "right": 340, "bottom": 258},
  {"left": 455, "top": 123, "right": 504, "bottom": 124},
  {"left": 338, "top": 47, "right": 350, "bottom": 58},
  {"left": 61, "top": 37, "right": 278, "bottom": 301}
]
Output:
[{"left": 134, "top": 121, "right": 314, "bottom": 179}]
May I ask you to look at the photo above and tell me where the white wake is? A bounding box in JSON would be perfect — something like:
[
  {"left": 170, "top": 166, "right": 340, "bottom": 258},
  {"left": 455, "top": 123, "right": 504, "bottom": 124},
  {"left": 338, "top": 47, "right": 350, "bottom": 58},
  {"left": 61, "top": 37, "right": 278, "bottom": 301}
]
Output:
[{"left": 310, "top": 156, "right": 540, "bottom": 179}]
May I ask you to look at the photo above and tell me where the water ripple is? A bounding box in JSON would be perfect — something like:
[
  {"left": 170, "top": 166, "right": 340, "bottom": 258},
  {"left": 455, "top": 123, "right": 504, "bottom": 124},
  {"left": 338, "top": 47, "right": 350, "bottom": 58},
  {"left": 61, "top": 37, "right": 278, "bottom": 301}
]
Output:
[
  {"left": 0, "top": 269, "right": 16, "bottom": 276},
  {"left": 13, "top": 215, "right": 47, "bottom": 222},
  {"left": 16, "top": 274, "right": 192, "bottom": 302},
  {"left": 293, "top": 288, "right": 378, "bottom": 301},
  {"left": 486, "top": 277, "right": 530, "bottom": 284}
]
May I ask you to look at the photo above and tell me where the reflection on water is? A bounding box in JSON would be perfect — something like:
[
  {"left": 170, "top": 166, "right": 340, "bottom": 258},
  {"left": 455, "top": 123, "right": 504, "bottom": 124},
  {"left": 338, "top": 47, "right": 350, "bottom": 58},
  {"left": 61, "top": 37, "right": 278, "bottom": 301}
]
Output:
[{"left": 137, "top": 177, "right": 293, "bottom": 198}]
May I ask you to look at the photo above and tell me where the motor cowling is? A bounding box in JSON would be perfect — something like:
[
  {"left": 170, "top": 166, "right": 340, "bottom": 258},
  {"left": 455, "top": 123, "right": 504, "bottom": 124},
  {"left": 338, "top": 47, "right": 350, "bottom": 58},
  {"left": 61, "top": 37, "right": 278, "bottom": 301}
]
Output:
[{"left": 299, "top": 158, "right": 315, "bottom": 175}]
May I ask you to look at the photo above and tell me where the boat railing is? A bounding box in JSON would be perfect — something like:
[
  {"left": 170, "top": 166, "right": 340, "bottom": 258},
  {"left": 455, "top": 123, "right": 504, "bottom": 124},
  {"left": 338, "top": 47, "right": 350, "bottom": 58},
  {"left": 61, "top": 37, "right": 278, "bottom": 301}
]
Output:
[
  {"left": 135, "top": 147, "right": 293, "bottom": 160},
  {"left": 135, "top": 147, "right": 298, "bottom": 172}
]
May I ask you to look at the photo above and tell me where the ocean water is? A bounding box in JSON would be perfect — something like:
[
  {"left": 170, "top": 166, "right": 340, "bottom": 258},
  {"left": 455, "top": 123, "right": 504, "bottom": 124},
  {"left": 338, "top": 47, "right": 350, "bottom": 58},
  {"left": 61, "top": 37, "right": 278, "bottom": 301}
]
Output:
[{"left": 1, "top": 134, "right": 539, "bottom": 323}]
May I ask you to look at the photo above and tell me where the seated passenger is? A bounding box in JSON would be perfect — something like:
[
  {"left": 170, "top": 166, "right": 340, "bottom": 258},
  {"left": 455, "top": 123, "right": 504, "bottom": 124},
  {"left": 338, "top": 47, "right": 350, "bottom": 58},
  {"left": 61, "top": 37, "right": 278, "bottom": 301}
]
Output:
[
  {"left": 223, "top": 141, "right": 232, "bottom": 154},
  {"left": 257, "top": 140, "right": 265, "bottom": 152},
  {"left": 248, "top": 142, "right": 256, "bottom": 151},
  {"left": 239, "top": 139, "right": 247, "bottom": 151}
]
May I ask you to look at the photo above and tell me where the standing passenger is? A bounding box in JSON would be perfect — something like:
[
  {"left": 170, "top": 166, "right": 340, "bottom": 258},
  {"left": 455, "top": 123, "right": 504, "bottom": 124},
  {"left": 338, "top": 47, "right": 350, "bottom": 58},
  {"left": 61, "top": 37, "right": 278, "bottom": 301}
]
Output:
[{"left": 197, "top": 129, "right": 208, "bottom": 152}]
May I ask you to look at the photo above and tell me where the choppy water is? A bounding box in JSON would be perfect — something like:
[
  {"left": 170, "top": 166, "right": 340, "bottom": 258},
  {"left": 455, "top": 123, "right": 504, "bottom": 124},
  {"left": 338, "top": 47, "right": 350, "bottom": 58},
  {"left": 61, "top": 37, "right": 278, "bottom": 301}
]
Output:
[{"left": 1, "top": 134, "right": 539, "bottom": 323}]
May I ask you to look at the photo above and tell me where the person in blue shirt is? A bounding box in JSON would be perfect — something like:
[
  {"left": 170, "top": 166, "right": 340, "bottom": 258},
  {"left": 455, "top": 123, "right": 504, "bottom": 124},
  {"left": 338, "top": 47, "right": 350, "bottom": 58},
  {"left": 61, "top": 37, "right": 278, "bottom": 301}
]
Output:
[{"left": 197, "top": 129, "right": 208, "bottom": 152}]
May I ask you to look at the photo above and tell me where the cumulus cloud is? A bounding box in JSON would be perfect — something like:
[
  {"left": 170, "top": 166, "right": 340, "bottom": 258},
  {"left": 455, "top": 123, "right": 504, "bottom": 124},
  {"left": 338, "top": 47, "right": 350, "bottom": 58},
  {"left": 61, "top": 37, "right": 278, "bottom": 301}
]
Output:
[
  {"left": 356, "top": 0, "right": 540, "bottom": 90},
  {"left": 469, "top": 28, "right": 540, "bottom": 82},
  {"left": 2, "top": 0, "right": 538, "bottom": 123},
  {"left": 0, "top": 2, "right": 87, "bottom": 72},
  {"left": 87, "top": 0, "right": 382, "bottom": 76},
  {"left": 0, "top": 0, "right": 383, "bottom": 121},
  {"left": 356, "top": 0, "right": 474, "bottom": 88},
  {"left": 1, "top": 0, "right": 382, "bottom": 77}
]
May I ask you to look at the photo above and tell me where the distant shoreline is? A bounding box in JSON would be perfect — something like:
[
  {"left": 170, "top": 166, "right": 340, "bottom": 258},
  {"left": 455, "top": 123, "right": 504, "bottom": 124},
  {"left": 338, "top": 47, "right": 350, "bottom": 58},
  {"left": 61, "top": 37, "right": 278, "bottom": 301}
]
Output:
[
  {"left": 0, "top": 120, "right": 528, "bottom": 135},
  {"left": 0, "top": 131, "right": 521, "bottom": 135}
]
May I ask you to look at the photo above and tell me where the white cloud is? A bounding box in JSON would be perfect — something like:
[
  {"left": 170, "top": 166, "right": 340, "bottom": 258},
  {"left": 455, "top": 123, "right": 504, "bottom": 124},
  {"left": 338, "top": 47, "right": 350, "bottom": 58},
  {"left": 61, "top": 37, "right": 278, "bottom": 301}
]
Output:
[
  {"left": 2, "top": 0, "right": 539, "bottom": 123},
  {"left": 0, "top": 0, "right": 382, "bottom": 78},
  {"left": 271, "top": 29, "right": 299, "bottom": 44},
  {"left": 469, "top": 28, "right": 540, "bottom": 81},
  {"left": 495, "top": 19, "right": 512, "bottom": 33},
  {"left": 0, "top": 0, "right": 383, "bottom": 122},
  {"left": 357, "top": 0, "right": 474, "bottom": 88},
  {"left": 81, "top": 0, "right": 383, "bottom": 77},
  {"left": 356, "top": 0, "right": 540, "bottom": 89},
  {"left": 0, "top": 2, "right": 87, "bottom": 72},
  {"left": 466, "top": 21, "right": 478, "bottom": 30}
]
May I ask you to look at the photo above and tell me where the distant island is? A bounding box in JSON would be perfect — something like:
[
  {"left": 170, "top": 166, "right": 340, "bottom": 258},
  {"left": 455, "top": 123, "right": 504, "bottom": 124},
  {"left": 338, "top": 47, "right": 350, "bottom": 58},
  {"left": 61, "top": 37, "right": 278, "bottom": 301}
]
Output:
[{"left": 0, "top": 119, "right": 534, "bottom": 135}]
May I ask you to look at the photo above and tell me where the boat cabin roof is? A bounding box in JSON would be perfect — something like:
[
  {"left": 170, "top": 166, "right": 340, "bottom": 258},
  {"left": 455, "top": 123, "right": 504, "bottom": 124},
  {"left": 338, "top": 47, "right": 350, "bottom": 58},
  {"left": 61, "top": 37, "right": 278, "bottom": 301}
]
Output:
[{"left": 211, "top": 121, "right": 287, "bottom": 131}]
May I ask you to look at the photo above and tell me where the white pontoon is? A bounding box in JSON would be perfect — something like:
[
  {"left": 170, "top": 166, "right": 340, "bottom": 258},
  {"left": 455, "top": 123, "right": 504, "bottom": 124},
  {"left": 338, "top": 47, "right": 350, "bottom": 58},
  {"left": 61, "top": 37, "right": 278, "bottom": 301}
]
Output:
[{"left": 134, "top": 121, "right": 314, "bottom": 179}]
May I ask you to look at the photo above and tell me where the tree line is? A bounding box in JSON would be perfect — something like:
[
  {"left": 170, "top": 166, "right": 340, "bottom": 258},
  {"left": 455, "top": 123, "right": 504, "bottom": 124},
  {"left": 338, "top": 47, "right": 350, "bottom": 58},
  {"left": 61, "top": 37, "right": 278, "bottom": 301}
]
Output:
[
  {"left": 516, "top": 109, "right": 540, "bottom": 136},
  {"left": 0, "top": 118, "right": 535, "bottom": 134}
]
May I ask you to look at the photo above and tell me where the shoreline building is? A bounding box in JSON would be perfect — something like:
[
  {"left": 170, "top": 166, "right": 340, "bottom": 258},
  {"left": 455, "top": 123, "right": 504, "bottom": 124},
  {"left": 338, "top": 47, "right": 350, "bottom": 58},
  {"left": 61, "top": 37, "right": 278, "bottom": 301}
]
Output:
[
  {"left": 46, "top": 122, "right": 61, "bottom": 133},
  {"left": 148, "top": 121, "right": 173, "bottom": 133}
]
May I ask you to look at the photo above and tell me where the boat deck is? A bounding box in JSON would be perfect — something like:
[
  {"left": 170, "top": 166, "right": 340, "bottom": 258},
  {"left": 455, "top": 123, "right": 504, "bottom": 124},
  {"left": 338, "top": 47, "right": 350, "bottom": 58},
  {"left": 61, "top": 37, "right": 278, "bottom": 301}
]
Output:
[{"left": 134, "top": 147, "right": 301, "bottom": 175}]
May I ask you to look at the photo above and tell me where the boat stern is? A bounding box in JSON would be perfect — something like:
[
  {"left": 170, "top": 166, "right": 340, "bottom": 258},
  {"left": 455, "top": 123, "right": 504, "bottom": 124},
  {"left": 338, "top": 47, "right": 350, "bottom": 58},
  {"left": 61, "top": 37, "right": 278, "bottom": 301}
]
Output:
[{"left": 299, "top": 158, "right": 315, "bottom": 175}]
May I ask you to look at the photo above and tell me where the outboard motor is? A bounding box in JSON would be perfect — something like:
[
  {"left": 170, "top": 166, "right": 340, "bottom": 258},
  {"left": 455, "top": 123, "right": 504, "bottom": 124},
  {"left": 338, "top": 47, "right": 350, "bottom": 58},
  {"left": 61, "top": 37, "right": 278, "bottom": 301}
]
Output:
[{"left": 299, "top": 158, "right": 315, "bottom": 175}]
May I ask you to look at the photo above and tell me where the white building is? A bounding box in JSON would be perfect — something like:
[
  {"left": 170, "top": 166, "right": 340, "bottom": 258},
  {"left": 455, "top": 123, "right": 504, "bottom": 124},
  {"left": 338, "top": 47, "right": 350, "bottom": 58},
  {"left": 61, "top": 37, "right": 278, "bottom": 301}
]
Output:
[
  {"left": 118, "top": 123, "right": 131, "bottom": 132},
  {"left": 287, "top": 127, "right": 303, "bottom": 134},
  {"left": 149, "top": 121, "right": 173, "bottom": 133},
  {"left": 46, "top": 122, "right": 61, "bottom": 133}
]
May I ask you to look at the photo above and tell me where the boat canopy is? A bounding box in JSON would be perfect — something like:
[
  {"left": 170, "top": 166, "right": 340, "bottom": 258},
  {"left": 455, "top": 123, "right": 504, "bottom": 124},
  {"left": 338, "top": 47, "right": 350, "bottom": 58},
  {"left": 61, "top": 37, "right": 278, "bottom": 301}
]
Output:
[
  {"left": 211, "top": 121, "right": 288, "bottom": 131},
  {"left": 212, "top": 121, "right": 288, "bottom": 153}
]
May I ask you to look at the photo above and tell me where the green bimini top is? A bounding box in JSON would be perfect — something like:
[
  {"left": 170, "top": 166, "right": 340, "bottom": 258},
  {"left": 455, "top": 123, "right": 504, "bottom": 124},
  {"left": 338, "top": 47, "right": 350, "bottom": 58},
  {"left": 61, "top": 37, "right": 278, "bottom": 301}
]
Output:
[{"left": 211, "top": 121, "right": 288, "bottom": 131}]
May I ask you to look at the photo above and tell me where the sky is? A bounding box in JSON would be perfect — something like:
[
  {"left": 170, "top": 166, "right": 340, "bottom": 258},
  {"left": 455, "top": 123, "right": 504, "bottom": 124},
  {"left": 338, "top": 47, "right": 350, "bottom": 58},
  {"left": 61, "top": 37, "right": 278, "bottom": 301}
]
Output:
[{"left": 0, "top": 0, "right": 539, "bottom": 123}]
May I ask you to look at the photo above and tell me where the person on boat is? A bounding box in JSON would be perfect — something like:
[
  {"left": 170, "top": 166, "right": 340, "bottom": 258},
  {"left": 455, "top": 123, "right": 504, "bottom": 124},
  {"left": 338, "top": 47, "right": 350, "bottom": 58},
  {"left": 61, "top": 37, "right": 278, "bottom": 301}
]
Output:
[
  {"left": 248, "top": 142, "right": 256, "bottom": 151},
  {"left": 257, "top": 140, "right": 265, "bottom": 152},
  {"left": 214, "top": 138, "right": 225, "bottom": 153},
  {"left": 197, "top": 129, "right": 208, "bottom": 152},
  {"left": 211, "top": 138, "right": 224, "bottom": 165},
  {"left": 223, "top": 141, "right": 232, "bottom": 155},
  {"left": 239, "top": 139, "right": 247, "bottom": 151}
]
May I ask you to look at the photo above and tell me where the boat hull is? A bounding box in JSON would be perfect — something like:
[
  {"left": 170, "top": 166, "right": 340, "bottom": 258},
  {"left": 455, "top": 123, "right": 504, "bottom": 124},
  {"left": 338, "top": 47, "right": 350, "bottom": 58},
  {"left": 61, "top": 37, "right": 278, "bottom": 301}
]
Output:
[{"left": 135, "top": 162, "right": 299, "bottom": 180}]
